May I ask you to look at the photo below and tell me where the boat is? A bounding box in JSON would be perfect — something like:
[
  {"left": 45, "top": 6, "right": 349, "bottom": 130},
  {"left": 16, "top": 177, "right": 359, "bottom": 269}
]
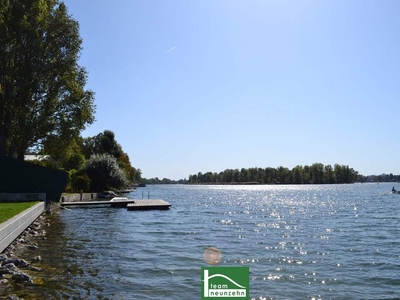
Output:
[
  {"left": 110, "top": 197, "right": 129, "bottom": 202},
  {"left": 393, "top": 191, "right": 400, "bottom": 194}
]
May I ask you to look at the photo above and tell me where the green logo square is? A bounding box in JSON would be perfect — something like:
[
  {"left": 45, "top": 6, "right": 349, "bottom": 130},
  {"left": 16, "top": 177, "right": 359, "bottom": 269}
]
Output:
[{"left": 201, "top": 266, "right": 249, "bottom": 299}]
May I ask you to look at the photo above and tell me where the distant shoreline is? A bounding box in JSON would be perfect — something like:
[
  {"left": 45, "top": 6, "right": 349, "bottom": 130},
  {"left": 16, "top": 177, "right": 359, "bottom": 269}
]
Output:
[
  {"left": 187, "top": 181, "right": 261, "bottom": 185},
  {"left": 185, "top": 182, "right": 358, "bottom": 185}
]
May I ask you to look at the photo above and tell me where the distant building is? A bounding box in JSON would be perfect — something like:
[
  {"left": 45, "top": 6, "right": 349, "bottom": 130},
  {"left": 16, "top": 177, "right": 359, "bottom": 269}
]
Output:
[{"left": 24, "top": 155, "right": 50, "bottom": 161}]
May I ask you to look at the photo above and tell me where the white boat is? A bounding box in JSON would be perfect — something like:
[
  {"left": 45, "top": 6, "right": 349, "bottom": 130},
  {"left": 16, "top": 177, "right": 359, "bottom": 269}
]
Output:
[{"left": 110, "top": 197, "right": 129, "bottom": 202}]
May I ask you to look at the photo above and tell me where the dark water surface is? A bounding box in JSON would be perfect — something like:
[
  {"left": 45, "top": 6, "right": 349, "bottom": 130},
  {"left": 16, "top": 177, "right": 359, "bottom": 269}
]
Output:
[{"left": 10, "top": 183, "right": 400, "bottom": 299}]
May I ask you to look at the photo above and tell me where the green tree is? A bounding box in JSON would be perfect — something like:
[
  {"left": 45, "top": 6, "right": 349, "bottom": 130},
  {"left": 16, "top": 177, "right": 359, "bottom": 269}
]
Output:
[
  {"left": 64, "top": 152, "right": 85, "bottom": 171},
  {"left": 73, "top": 173, "right": 91, "bottom": 192},
  {"left": 80, "top": 135, "right": 97, "bottom": 159},
  {"left": 191, "top": 174, "right": 197, "bottom": 183},
  {"left": 292, "top": 165, "right": 303, "bottom": 184},
  {"left": 98, "top": 130, "right": 122, "bottom": 158},
  {"left": 197, "top": 172, "right": 203, "bottom": 182},
  {"left": 334, "top": 164, "right": 343, "bottom": 183},
  {"left": 81, "top": 130, "right": 122, "bottom": 159},
  {"left": 0, "top": 0, "right": 95, "bottom": 159},
  {"left": 232, "top": 169, "right": 240, "bottom": 182},
  {"left": 248, "top": 167, "right": 258, "bottom": 182},
  {"left": 117, "top": 152, "right": 135, "bottom": 182},
  {"left": 223, "top": 169, "right": 233, "bottom": 182},
  {"left": 303, "top": 165, "right": 311, "bottom": 183},
  {"left": 276, "top": 166, "right": 291, "bottom": 184},
  {"left": 133, "top": 167, "right": 142, "bottom": 184},
  {"left": 265, "top": 167, "right": 277, "bottom": 184},
  {"left": 324, "top": 164, "right": 334, "bottom": 184},
  {"left": 240, "top": 168, "right": 248, "bottom": 182},
  {"left": 203, "top": 172, "right": 214, "bottom": 183},
  {"left": 310, "top": 163, "right": 324, "bottom": 184}
]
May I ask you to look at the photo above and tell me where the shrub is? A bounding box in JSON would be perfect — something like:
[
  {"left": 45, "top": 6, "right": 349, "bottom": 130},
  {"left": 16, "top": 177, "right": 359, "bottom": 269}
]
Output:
[
  {"left": 73, "top": 173, "right": 92, "bottom": 192},
  {"left": 85, "top": 154, "right": 129, "bottom": 191}
]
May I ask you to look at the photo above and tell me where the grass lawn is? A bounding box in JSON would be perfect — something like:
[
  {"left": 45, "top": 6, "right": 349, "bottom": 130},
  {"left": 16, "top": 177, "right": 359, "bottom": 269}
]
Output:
[{"left": 0, "top": 202, "right": 39, "bottom": 224}]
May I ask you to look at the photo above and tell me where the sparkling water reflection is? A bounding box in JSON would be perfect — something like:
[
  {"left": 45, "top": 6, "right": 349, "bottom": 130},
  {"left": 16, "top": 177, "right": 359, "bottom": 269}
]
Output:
[{"left": 12, "top": 183, "right": 400, "bottom": 299}]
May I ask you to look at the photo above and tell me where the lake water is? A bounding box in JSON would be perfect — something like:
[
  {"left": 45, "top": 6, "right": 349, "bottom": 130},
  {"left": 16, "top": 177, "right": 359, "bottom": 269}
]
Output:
[{"left": 12, "top": 183, "right": 400, "bottom": 299}]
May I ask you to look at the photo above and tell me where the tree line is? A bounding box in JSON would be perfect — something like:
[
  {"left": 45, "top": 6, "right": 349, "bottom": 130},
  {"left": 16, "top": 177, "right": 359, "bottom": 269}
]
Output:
[
  {"left": 365, "top": 174, "right": 400, "bottom": 182},
  {"left": 142, "top": 177, "right": 186, "bottom": 185},
  {"left": 188, "top": 163, "right": 365, "bottom": 184}
]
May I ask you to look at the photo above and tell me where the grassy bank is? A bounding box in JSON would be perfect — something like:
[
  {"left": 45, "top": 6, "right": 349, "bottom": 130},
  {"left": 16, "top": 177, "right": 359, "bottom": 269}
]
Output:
[{"left": 0, "top": 202, "right": 39, "bottom": 223}]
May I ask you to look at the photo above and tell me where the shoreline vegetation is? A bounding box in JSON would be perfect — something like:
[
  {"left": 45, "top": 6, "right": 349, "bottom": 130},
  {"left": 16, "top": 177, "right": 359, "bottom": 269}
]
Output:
[
  {"left": 187, "top": 163, "right": 362, "bottom": 185},
  {"left": 144, "top": 163, "right": 380, "bottom": 185},
  {"left": 188, "top": 181, "right": 262, "bottom": 185},
  {"left": 143, "top": 167, "right": 400, "bottom": 186},
  {"left": 185, "top": 181, "right": 356, "bottom": 185}
]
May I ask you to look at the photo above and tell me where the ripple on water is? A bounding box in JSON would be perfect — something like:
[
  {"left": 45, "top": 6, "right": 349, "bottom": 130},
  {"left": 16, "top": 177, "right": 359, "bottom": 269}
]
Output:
[{"left": 9, "top": 183, "right": 400, "bottom": 299}]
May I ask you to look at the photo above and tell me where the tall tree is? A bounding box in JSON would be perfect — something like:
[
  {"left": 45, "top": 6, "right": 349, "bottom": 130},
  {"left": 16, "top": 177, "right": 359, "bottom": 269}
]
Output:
[
  {"left": 80, "top": 130, "right": 122, "bottom": 159},
  {"left": 324, "top": 164, "right": 334, "bottom": 184},
  {"left": 292, "top": 165, "right": 304, "bottom": 184},
  {"left": 98, "top": 130, "right": 122, "bottom": 158},
  {"left": 0, "top": 0, "right": 95, "bottom": 159},
  {"left": 310, "top": 163, "right": 324, "bottom": 184}
]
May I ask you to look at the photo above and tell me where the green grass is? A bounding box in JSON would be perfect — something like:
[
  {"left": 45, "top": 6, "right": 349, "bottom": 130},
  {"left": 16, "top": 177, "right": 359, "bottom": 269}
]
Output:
[{"left": 0, "top": 202, "right": 39, "bottom": 223}]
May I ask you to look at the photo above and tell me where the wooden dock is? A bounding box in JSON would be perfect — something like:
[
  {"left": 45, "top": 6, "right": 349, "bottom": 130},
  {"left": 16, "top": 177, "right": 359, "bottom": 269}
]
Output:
[
  {"left": 127, "top": 199, "right": 171, "bottom": 210},
  {"left": 60, "top": 197, "right": 171, "bottom": 210}
]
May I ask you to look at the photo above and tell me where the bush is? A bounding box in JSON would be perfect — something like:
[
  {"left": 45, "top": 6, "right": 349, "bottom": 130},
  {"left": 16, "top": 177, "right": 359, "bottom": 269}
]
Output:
[
  {"left": 85, "top": 154, "right": 129, "bottom": 191},
  {"left": 73, "top": 174, "right": 91, "bottom": 192}
]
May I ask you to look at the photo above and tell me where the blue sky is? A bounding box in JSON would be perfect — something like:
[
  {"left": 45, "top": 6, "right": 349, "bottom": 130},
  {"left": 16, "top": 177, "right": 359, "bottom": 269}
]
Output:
[{"left": 63, "top": 0, "right": 400, "bottom": 180}]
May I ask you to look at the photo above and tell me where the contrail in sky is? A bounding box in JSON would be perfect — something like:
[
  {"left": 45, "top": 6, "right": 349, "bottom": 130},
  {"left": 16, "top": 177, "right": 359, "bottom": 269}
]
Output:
[{"left": 166, "top": 46, "right": 176, "bottom": 53}]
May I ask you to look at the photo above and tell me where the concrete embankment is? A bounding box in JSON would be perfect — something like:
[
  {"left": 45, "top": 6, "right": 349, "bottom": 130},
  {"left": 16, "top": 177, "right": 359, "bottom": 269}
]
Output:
[
  {"left": 0, "top": 202, "right": 45, "bottom": 253},
  {"left": 0, "top": 210, "right": 48, "bottom": 300}
]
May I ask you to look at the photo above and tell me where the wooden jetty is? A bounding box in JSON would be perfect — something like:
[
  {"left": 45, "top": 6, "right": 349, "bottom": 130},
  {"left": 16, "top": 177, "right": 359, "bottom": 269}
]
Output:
[
  {"left": 60, "top": 197, "right": 171, "bottom": 210},
  {"left": 127, "top": 199, "right": 171, "bottom": 211}
]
